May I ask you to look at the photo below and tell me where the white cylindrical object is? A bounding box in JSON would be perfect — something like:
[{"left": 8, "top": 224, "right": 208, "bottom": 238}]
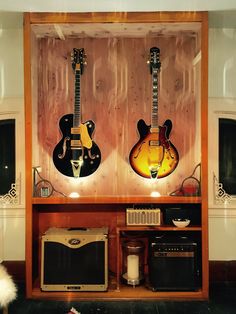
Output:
[{"left": 127, "top": 254, "right": 139, "bottom": 280}]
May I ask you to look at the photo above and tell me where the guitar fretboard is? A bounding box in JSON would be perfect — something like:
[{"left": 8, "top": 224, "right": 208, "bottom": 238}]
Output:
[
  {"left": 152, "top": 68, "right": 159, "bottom": 129},
  {"left": 74, "top": 69, "right": 81, "bottom": 127}
]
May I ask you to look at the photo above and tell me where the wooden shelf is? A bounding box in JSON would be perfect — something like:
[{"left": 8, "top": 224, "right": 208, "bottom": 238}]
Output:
[
  {"left": 31, "top": 287, "right": 207, "bottom": 301},
  {"left": 117, "top": 226, "right": 202, "bottom": 232},
  {"left": 32, "top": 196, "right": 202, "bottom": 205},
  {"left": 30, "top": 278, "right": 207, "bottom": 301}
]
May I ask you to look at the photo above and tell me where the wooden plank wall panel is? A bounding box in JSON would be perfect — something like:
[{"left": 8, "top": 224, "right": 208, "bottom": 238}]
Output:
[{"left": 35, "top": 34, "right": 200, "bottom": 197}]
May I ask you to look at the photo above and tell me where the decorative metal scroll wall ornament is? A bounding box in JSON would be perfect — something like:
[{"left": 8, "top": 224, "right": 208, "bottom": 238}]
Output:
[
  {"left": 170, "top": 163, "right": 201, "bottom": 196},
  {"left": 213, "top": 173, "right": 231, "bottom": 204},
  {"left": 33, "top": 167, "right": 66, "bottom": 197},
  {"left": 0, "top": 177, "right": 20, "bottom": 207}
]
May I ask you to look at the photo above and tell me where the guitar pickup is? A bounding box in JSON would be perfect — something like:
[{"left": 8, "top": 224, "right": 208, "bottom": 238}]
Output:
[
  {"left": 149, "top": 140, "right": 160, "bottom": 146},
  {"left": 71, "top": 127, "right": 80, "bottom": 134},
  {"left": 71, "top": 140, "right": 82, "bottom": 147},
  {"left": 150, "top": 127, "right": 159, "bottom": 133}
]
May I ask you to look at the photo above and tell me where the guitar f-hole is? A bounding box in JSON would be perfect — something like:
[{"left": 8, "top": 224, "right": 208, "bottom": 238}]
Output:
[
  {"left": 87, "top": 149, "right": 98, "bottom": 160},
  {"left": 133, "top": 141, "right": 146, "bottom": 159},
  {"left": 58, "top": 137, "right": 70, "bottom": 159}
]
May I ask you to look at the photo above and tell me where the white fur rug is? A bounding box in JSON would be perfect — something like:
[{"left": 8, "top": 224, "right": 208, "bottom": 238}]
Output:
[{"left": 0, "top": 264, "right": 17, "bottom": 308}]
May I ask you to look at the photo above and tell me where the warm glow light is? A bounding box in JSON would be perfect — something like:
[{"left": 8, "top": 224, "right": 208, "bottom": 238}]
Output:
[
  {"left": 69, "top": 192, "right": 80, "bottom": 198},
  {"left": 150, "top": 191, "right": 161, "bottom": 197}
]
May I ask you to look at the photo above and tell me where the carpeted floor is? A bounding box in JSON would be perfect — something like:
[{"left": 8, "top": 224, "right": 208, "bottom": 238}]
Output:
[{"left": 2, "top": 282, "right": 236, "bottom": 314}]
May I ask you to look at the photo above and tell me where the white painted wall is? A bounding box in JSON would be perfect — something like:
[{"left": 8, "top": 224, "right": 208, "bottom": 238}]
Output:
[
  {"left": 208, "top": 27, "right": 236, "bottom": 260},
  {"left": 0, "top": 15, "right": 25, "bottom": 262},
  {"left": 1, "top": 12, "right": 236, "bottom": 261}
]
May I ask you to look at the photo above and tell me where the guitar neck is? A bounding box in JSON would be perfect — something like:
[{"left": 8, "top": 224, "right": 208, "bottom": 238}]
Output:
[
  {"left": 152, "top": 68, "right": 159, "bottom": 129},
  {"left": 74, "top": 69, "right": 81, "bottom": 127}
]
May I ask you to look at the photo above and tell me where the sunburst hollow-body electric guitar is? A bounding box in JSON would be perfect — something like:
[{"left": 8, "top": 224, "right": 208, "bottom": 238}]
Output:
[
  {"left": 53, "top": 48, "right": 101, "bottom": 178},
  {"left": 129, "top": 47, "right": 179, "bottom": 179}
]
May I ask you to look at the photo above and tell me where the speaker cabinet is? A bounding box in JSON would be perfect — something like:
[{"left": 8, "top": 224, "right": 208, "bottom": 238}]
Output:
[
  {"left": 41, "top": 227, "right": 108, "bottom": 291},
  {"left": 148, "top": 235, "right": 201, "bottom": 291}
]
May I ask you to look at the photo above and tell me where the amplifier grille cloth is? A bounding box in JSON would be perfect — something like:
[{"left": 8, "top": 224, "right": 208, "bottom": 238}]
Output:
[{"left": 126, "top": 208, "right": 161, "bottom": 226}]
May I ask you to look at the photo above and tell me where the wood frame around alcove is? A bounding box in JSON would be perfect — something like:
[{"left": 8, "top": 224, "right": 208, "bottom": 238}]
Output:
[{"left": 24, "top": 11, "right": 208, "bottom": 300}]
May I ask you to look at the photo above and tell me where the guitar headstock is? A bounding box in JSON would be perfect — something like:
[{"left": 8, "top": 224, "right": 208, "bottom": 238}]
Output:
[
  {"left": 71, "top": 48, "right": 86, "bottom": 74},
  {"left": 148, "top": 47, "right": 161, "bottom": 74}
]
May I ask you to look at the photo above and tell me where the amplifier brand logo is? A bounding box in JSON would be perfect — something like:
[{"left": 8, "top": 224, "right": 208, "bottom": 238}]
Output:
[{"left": 68, "top": 238, "right": 81, "bottom": 245}]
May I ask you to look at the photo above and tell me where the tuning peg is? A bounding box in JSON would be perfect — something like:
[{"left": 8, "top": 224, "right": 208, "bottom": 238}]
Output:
[
  {"left": 147, "top": 60, "right": 150, "bottom": 64},
  {"left": 84, "top": 61, "right": 87, "bottom": 66}
]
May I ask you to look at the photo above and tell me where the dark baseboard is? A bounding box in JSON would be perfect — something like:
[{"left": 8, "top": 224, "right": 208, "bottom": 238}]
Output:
[
  {"left": 2, "top": 260, "right": 236, "bottom": 284},
  {"left": 2, "top": 260, "right": 25, "bottom": 283},
  {"left": 209, "top": 260, "right": 236, "bottom": 283}
]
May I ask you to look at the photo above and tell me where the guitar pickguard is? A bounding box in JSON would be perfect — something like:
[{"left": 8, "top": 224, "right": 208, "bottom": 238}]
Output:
[{"left": 72, "top": 123, "right": 93, "bottom": 149}]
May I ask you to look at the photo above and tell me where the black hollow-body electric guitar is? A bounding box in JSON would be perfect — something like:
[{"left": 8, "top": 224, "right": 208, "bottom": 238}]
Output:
[
  {"left": 129, "top": 47, "right": 179, "bottom": 179},
  {"left": 53, "top": 48, "right": 101, "bottom": 178}
]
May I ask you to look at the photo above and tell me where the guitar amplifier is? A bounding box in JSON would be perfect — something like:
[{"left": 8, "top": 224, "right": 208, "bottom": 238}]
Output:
[
  {"left": 148, "top": 235, "right": 201, "bottom": 291},
  {"left": 41, "top": 227, "right": 108, "bottom": 291},
  {"left": 126, "top": 208, "right": 161, "bottom": 226}
]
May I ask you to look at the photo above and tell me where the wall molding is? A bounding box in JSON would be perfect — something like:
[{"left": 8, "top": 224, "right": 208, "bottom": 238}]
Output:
[
  {"left": 209, "top": 208, "right": 236, "bottom": 218},
  {"left": 0, "top": 208, "right": 25, "bottom": 219}
]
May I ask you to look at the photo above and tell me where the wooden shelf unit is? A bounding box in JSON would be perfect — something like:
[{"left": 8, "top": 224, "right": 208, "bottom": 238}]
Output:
[
  {"left": 24, "top": 11, "right": 208, "bottom": 300},
  {"left": 32, "top": 196, "right": 202, "bottom": 205}
]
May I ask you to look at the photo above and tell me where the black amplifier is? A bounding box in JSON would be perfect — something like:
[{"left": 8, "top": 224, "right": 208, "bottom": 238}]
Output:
[{"left": 148, "top": 235, "right": 201, "bottom": 291}]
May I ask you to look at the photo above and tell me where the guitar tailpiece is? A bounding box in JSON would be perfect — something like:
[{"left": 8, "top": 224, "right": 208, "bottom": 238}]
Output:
[
  {"left": 150, "top": 167, "right": 159, "bottom": 179},
  {"left": 150, "top": 171, "right": 158, "bottom": 179}
]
